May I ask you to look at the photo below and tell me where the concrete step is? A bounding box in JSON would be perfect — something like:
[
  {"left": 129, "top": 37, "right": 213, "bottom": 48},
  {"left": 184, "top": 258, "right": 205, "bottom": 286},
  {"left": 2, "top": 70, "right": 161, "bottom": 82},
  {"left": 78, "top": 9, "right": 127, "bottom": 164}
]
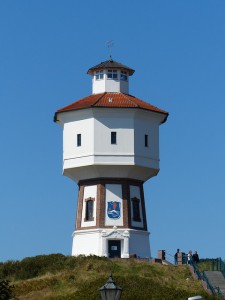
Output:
[{"left": 204, "top": 271, "right": 225, "bottom": 297}]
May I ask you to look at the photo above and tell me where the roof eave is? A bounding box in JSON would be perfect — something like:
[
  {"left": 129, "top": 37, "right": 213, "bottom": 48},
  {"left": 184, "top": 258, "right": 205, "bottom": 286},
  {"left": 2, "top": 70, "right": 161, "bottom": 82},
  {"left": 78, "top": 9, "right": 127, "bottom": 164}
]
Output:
[
  {"left": 54, "top": 106, "right": 169, "bottom": 124},
  {"left": 160, "top": 113, "right": 169, "bottom": 124}
]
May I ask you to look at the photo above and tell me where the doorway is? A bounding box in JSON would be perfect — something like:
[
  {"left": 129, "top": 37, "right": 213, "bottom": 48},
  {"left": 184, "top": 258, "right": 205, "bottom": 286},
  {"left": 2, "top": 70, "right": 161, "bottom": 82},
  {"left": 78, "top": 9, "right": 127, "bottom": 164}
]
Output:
[{"left": 108, "top": 240, "right": 121, "bottom": 258}]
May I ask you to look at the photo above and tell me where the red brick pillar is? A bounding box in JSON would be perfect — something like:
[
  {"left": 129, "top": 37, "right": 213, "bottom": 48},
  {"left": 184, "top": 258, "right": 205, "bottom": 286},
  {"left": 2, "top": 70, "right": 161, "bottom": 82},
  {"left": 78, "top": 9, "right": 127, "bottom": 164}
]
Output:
[
  {"left": 177, "top": 252, "right": 183, "bottom": 265},
  {"left": 158, "top": 250, "right": 165, "bottom": 260}
]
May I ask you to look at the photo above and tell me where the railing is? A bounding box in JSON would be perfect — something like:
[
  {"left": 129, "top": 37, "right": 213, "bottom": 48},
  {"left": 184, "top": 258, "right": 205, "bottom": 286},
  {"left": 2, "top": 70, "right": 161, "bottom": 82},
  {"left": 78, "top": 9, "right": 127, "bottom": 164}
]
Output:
[
  {"left": 192, "top": 263, "right": 224, "bottom": 298},
  {"left": 214, "top": 286, "right": 224, "bottom": 298},
  {"left": 201, "top": 271, "right": 217, "bottom": 295},
  {"left": 161, "top": 252, "right": 225, "bottom": 298},
  {"left": 190, "top": 260, "right": 202, "bottom": 280},
  {"left": 165, "top": 252, "right": 176, "bottom": 265},
  {"left": 164, "top": 251, "right": 188, "bottom": 265},
  {"left": 212, "top": 258, "right": 225, "bottom": 278}
]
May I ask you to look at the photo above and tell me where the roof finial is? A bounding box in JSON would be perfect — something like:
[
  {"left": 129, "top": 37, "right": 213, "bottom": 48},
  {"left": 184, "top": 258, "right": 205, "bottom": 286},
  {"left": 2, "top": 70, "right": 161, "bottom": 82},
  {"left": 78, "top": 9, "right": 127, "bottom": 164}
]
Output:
[{"left": 106, "top": 40, "right": 114, "bottom": 60}]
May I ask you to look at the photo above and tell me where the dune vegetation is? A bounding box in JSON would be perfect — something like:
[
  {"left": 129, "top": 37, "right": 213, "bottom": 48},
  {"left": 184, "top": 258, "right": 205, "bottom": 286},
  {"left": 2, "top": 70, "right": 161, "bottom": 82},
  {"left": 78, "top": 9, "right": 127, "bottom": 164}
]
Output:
[{"left": 0, "top": 254, "right": 219, "bottom": 300}]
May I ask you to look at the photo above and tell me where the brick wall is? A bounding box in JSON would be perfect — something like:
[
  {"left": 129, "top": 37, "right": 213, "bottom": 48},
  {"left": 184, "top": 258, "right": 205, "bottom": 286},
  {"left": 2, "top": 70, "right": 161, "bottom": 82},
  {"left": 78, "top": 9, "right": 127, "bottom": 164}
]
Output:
[{"left": 75, "top": 178, "right": 148, "bottom": 231}]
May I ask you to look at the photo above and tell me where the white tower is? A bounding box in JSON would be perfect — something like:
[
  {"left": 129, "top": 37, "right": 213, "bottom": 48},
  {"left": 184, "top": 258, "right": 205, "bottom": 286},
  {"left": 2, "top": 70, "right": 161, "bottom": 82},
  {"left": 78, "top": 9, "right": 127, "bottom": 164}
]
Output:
[{"left": 54, "top": 57, "right": 168, "bottom": 258}]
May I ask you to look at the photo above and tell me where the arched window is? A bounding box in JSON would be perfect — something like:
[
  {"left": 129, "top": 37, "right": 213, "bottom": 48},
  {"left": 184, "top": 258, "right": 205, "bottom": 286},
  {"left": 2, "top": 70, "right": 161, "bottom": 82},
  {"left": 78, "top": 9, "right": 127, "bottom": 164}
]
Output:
[
  {"left": 84, "top": 197, "right": 95, "bottom": 221},
  {"left": 131, "top": 197, "right": 141, "bottom": 222}
]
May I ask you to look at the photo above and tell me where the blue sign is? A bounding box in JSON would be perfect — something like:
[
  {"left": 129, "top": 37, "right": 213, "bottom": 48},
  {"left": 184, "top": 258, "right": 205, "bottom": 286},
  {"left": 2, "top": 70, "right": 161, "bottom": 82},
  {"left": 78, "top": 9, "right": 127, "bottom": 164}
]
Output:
[{"left": 107, "top": 201, "right": 121, "bottom": 219}]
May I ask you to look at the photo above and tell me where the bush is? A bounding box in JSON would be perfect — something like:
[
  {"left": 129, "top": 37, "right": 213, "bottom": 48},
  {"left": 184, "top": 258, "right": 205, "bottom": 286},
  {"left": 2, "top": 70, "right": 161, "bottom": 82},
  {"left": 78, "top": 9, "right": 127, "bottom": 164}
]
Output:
[
  {"left": 0, "top": 254, "right": 67, "bottom": 281},
  {"left": 0, "top": 254, "right": 110, "bottom": 281},
  {"left": 0, "top": 280, "right": 14, "bottom": 300}
]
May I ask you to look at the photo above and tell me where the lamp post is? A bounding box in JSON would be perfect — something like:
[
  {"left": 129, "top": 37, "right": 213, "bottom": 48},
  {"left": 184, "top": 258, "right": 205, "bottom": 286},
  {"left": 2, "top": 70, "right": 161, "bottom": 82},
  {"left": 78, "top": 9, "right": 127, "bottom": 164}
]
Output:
[{"left": 99, "top": 274, "right": 122, "bottom": 300}]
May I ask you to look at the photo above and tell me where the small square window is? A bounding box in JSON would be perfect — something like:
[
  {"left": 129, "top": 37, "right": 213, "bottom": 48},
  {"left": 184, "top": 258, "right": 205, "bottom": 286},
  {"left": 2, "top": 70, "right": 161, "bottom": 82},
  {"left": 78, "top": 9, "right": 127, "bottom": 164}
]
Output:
[
  {"left": 111, "top": 132, "right": 117, "bottom": 144},
  {"left": 107, "top": 70, "right": 117, "bottom": 79},
  {"left": 77, "top": 134, "right": 81, "bottom": 147},
  {"left": 107, "top": 70, "right": 112, "bottom": 79},
  {"left": 96, "top": 70, "right": 103, "bottom": 80},
  {"left": 121, "top": 71, "right": 128, "bottom": 81},
  {"left": 145, "top": 134, "right": 148, "bottom": 147}
]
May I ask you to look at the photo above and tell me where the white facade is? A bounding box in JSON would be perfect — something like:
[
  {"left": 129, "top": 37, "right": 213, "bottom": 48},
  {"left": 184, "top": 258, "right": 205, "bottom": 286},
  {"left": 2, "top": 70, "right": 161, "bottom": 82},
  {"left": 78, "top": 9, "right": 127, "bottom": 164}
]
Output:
[
  {"left": 57, "top": 107, "right": 164, "bottom": 183},
  {"left": 72, "top": 227, "right": 151, "bottom": 258},
  {"left": 74, "top": 182, "right": 150, "bottom": 258},
  {"left": 55, "top": 58, "right": 168, "bottom": 259},
  {"left": 81, "top": 185, "right": 97, "bottom": 228},
  {"left": 92, "top": 70, "right": 129, "bottom": 94},
  {"left": 105, "top": 184, "right": 123, "bottom": 226}
]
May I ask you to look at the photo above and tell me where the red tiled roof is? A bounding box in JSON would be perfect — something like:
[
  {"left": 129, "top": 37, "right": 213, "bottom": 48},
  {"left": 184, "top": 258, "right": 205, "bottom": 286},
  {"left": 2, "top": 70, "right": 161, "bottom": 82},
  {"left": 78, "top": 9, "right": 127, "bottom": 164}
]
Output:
[{"left": 54, "top": 93, "right": 168, "bottom": 123}]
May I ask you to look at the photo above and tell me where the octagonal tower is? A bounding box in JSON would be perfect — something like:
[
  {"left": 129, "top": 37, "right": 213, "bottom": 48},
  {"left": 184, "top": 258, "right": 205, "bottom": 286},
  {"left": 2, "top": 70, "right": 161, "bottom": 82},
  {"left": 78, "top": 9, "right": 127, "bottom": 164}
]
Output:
[{"left": 54, "top": 57, "right": 168, "bottom": 258}]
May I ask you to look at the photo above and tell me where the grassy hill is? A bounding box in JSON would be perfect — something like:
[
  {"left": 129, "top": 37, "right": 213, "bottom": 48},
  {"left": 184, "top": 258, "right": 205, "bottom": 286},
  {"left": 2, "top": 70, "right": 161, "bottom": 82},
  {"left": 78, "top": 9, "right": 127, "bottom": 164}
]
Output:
[{"left": 0, "top": 254, "right": 219, "bottom": 300}]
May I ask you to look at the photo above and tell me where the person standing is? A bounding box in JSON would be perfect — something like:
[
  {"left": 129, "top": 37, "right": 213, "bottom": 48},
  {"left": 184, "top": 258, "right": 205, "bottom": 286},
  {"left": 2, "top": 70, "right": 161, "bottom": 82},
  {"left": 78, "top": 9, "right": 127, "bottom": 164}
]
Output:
[
  {"left": 192, "top": 251, "right": 200, "bottom": 263},
  {"left": 174, "top": 249, "right": 180, "bottom": 265},
  {"left": 187, "top": 250, "right": 192, "bottom": 264}
]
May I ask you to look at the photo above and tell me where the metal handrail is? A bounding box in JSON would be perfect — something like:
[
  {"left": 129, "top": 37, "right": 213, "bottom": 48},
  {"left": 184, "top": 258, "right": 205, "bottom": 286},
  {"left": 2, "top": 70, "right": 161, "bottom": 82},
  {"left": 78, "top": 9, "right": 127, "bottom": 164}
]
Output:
[
  {"left": 211, "top": 257, "right": 225, "bottom": 278},
  {"left": 165, "top": 252, "right": 176, "bottom": 265},
  {"left": 214, "top": 286, "right": 224, "bottom": 298},
  {"left": 190, "top": 262, "right": 224, "bottom": 298},
  {"left": 189, "top": 261, "right": 202, "bottom": 280},
  {"left": 201, "top": 271, "right": 217, "bottom": 295},
  {"left": 219, "top": 258, "right": 225, "bottom": 278},
  {"left": 165, "top": 251, "right": 188, "bottom": 265},
  {"left": 163, "top": 253, "right": 224, "bottom": 298},
  {"left": 201, "top": 271, "right": 225, "bottom": 298}
]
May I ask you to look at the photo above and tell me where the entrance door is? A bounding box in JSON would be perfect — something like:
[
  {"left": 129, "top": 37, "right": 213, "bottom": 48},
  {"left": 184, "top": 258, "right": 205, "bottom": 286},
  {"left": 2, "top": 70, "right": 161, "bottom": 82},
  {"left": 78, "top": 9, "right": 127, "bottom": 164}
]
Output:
[{"left": 108, "top": 240, "right": 121, "bottom": 258}]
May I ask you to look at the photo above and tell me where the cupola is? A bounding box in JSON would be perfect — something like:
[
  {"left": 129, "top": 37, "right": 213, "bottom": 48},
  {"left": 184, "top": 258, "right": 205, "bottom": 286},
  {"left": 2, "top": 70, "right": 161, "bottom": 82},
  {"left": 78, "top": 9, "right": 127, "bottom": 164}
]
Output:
[{"left": 87, "top": 56, "right": 135, "bottom": 94}]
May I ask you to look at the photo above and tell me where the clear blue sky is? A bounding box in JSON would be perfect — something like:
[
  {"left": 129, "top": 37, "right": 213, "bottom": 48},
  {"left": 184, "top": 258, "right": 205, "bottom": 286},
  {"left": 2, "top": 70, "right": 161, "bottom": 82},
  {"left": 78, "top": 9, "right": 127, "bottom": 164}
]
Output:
[{"left": 1, "top": 0, "right": 225, "bottom": 262}]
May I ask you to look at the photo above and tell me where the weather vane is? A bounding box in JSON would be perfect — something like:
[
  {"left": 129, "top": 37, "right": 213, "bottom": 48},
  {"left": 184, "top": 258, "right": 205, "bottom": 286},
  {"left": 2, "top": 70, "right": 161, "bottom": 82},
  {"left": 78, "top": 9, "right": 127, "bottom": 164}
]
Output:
[{"left": 106, "top": 40, "right": 114, "bottom": 58}]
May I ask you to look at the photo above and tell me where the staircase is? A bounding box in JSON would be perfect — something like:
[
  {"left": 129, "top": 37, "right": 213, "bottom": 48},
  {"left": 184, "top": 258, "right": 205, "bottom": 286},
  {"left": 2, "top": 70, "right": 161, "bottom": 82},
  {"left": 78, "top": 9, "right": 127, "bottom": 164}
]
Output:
[
  {"left": 158, "top": 252, "right": 225, "bottom": 298},
  {"left": 204, "top": 271, "right": 225, "bottom": 298}
]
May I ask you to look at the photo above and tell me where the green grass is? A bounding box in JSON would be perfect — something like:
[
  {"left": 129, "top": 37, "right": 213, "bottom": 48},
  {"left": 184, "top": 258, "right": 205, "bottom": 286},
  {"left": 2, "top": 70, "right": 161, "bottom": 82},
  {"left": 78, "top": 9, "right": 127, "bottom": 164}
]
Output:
[
  {"left": 197, "top": 259, "right": 224, "bottom": 272},
  {"left": 0, "top": 254, "right": 220, "bottom": 300}
]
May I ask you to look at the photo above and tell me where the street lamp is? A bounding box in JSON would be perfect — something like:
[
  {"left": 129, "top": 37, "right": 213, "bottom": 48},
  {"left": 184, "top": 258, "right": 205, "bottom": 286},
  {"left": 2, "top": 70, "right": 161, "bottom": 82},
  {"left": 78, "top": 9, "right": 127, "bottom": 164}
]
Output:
[{"left": 99, "top": 274, "right": 122, "bottom": 300}]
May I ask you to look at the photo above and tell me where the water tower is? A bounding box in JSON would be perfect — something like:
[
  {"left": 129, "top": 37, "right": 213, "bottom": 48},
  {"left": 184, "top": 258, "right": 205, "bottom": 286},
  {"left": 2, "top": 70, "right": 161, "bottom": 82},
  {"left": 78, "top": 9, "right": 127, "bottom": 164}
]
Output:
[{"left": 54, "top": 57, "right": 168, "bottom": 258}]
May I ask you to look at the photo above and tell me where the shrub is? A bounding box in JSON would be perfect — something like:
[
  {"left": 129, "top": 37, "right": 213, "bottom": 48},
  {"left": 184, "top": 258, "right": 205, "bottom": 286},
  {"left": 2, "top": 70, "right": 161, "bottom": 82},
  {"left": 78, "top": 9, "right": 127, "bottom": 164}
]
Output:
[
  {"left": 0, "top": 254, "right": 67, "bottom": 281},
  {"left": 0, "top": 254, "right": 110, "bottom": 281},
  {"left": 0, "top": 280, "right": 14, "bottom": 300}
]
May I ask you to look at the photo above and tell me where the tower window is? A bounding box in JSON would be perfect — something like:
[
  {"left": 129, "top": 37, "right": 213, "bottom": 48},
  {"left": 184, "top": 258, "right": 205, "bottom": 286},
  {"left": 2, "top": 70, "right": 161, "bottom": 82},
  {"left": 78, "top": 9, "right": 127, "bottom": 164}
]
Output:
[
  {"left": 96, "top": 70, "right": 103, "bottom": 80},
  {"left": 111, "top": 132, "right": 117, "bottom": 144},
  {"left": 132, "top": 197, "right": 141, "bottom": 222},
  {"left": 121, "top": 71, "right": 128, "bottom": 81},
  {"left": 85, "top": 197, "right": 94, "bottom": 221},
  {"left": 77, "top": 134, "right": 81, "bottom": 147},
  {"left": 145, "top": 134, "right": 148, "bottom": 147},
  {"left": 107, "top": 70, "right": 118, "bottom": 79}
]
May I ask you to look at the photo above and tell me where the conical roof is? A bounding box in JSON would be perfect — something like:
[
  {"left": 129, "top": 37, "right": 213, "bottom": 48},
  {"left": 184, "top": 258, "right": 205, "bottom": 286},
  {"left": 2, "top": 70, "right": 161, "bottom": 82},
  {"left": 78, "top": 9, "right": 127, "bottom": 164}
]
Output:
[{"left": 87, "top": 57, "right": 135, "bottom": 76}]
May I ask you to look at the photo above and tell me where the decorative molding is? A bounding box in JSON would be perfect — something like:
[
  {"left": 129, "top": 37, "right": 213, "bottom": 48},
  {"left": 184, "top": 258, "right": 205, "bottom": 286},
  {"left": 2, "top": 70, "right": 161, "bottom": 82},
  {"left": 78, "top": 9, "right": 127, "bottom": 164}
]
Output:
[{"left": 101, "top": 226, "right": 130, "bottom": 238}]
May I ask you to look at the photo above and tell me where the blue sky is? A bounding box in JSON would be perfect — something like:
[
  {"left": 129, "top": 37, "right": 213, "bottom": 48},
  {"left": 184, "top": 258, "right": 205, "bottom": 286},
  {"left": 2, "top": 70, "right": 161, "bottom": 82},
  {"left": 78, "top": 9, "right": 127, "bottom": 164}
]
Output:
[{"left": 1, "top": 0, "right": 225, "bottom": 262}]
